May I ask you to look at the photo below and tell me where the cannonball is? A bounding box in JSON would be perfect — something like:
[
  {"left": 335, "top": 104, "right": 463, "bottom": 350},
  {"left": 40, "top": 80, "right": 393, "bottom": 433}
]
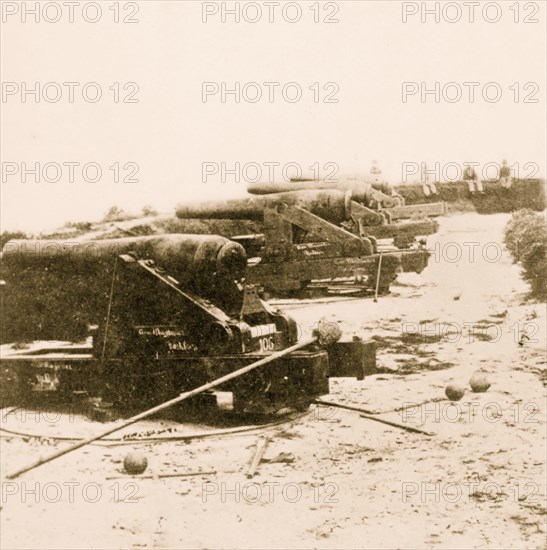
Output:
[
  {"left": 445, "top": 384, "right": 465, "bottom": 401},
  {"left": 124, "top": 453, "right": 148, "bottom": 475},
  {"left": 314, "top": 321, "right": 342, "bottom": 346},
  {"left": 469, "top": 372, "right": 491, "bottom": 393}
]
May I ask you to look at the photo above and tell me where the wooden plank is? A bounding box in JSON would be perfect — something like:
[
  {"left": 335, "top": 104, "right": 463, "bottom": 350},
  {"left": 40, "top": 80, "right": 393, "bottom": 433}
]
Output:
[
  {"left": 246, "top": 436, "right": 270, "bottom": 478},
  {"left": 383, "top": 202, "right": 446, "bottom": 220},
  {"left": 365, "top": 219, "right": 438, "bottom": 240}
]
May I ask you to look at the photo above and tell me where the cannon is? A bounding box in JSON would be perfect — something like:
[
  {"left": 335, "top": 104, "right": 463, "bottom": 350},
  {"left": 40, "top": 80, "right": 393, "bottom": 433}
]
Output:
[
  {"left": 176, "top": 190, "right": 376, "bottom": 256},
  {"left": 174, "top": 188, "right": 439, "bottom": 248},
  {"left": 178, "top": 187, "right": 440, "bottom": 247},
  {"left": 0, "top": 235, "right": 376, "bottom": 414},
  {"left": 247, "top": 179, "right": 447, "bottom": 221},
  {"left": 175, "top": 190, "right": 432, "bottom": 295},
  {"left": 248, "top": 180, "right": 402, "bottom": 209},
  {"left": 1, "top": 235, "right": 247, "bottom": 318},
  {"left": 176, "top": 189, "right": 353, "bottom": 225}
]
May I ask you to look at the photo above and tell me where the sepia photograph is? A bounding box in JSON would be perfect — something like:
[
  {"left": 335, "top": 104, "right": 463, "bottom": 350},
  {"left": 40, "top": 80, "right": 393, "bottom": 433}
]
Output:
[{"left": 0, "top": 1, "right": 546, "bottom": 548}]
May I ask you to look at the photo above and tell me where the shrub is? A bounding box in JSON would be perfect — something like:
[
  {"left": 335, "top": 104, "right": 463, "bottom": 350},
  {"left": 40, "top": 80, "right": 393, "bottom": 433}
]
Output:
[
  {"left": 504, "top": 209, "right": 547, "bottom": 300},
  {"left": 0, "top": 231, "right": 27, "bottom": 250},
  {"left": 64, "top": 221, "right": 93, "bottom": 231},
  {"left": 102, "top": 206, "right": 132, "bottom": 223},
  {"left": 141, "top": 205, "right": 158, "bottom": 217}
]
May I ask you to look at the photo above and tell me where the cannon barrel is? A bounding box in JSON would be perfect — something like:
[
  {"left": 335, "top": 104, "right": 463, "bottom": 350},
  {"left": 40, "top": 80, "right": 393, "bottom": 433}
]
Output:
[
  {"left": 246, "top": 180, "right": 404, "bottom": 208},
  {"left": 247, "top": 181, "right": 374, "bottom": 205},
  {"left": 1, "top": 235, "right": 248, "bottom": 343},
  {"left": 1, "top": 234, "right": 247, "bottom": 291},
  {"left": 176, "top": 190, "right": 352, "bottom": 225}
]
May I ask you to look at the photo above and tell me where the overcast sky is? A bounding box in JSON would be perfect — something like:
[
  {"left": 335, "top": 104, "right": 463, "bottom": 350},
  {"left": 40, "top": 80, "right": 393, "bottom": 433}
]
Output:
[{"left": 1, "top": 0, "right": 545, "bottom": 232}]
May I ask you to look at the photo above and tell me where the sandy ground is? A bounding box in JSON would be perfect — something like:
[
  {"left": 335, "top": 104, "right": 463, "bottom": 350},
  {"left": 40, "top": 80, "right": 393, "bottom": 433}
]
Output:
[{"left": 1, "top": 212, "right": 546, "bottom": 550}]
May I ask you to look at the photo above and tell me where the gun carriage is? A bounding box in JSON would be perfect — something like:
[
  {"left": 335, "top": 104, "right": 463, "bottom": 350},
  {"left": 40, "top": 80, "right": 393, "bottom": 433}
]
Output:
[{"left": 175, "top": 189, "right": 433, "bottom": 295}]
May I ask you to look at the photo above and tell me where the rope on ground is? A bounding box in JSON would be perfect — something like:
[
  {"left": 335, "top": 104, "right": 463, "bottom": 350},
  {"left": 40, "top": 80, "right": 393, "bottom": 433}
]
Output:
[{"left": 0, "top": 410, "right": 311, "bottom": 446}]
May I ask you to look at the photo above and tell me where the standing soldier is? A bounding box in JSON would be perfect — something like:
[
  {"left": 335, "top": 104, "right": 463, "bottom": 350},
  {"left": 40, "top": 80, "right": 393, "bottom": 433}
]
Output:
[
  {"left": 499, "top": 159, "right": 513, "bottom": 189},
  {"left": 369, "top": 160, "right": 383, "bottom": 184},
  {"left": 367, "top": 160, "right": 405, "bottom": 204},
  {"left": 463, "top": 164, "right": 484, "bottom": 195}
]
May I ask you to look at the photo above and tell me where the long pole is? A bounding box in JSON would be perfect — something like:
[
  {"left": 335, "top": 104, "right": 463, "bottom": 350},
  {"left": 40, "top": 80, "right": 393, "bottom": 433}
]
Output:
[
  {"left": 7, "top": 337, "right": 317, "bottom": 479},
  {"left": 373, "top": 252, "right": 383, "bottom": 302},
  {"left": 313, "top": 400, "right": 434, "bottom": 436}
]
